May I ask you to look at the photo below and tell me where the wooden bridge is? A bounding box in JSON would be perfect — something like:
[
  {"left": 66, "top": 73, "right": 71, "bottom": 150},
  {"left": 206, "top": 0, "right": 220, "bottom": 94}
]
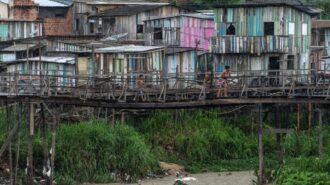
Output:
[
  {"left": 1, "top": 69, "right": 330, "bottom": 108},
  {"left": 0, "top": 69, "right": 328, "bottom": 185}
]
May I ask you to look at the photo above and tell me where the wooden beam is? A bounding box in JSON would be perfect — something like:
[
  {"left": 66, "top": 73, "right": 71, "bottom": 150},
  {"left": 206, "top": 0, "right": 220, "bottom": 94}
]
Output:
[{"left": 1, "top": 97, "right": 330, "bottom": 109}]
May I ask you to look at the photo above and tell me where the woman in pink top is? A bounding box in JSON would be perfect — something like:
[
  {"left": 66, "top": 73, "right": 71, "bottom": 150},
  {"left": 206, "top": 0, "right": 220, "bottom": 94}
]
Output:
[{"left": 217, "top": 66, "right": 231, "bottom": 98}]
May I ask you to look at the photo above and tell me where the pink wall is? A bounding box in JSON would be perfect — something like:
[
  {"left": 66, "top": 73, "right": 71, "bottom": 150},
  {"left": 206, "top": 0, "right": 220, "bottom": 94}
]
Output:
[{"left": 180, "top": 18, "right": 214, "bottom": 51}]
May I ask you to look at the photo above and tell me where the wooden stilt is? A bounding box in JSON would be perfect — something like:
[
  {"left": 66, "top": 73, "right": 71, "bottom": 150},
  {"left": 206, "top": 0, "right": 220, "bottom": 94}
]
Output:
[
  {"left": 121, "top": 111, "right": 125, "bottom": 123},
  {"left": 297, "top": 104, "right": 300, "bottom": 131},
  {"left": 308, "top": 103, "right": 312, "bottom": 131},
  {"left": 27, "top": 103, "right": 34, "bottom": 184},
  {"left": 6, "top": 102, "right": 13, "bottom": 185},
  {"left": 275, "top": 105, "right": 283, "bottom": 164},
  {"left": 318, "top": 109, "right": 323, "bottom": 159},
  {"left": 41, "top": 104, "right": 49, "bottom": 183},
  {"left": 258, "top": 104, "right": 264, "bottom": 185},
  {"left": 13, "top": 102, "right": 22, "bottom": 185},
  {"left": 50, "top": 116, "right": 57, "bottom": 185},
  {"left": 112, "top": 109, "right": 115, "bottom": 126}
]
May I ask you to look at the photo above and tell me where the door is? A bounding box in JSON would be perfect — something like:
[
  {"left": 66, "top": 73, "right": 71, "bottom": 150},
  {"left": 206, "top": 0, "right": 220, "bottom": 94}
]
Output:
[{"left": 269, "top": 57, "right": 280, "bottom": 85}]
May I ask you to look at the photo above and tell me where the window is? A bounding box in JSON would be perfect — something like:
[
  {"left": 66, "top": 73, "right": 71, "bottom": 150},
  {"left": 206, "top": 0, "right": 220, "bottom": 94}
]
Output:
[
  {"left": 289, "top": 22, "right": 295, "bottom": 35},
  {"left": 137, "top": 25, "right": 143, "bottom": 34},
  {"left": 90, "top": 22, "right": 94, "bottom": 33},
  {"left": 154, "top": 28, "right": 163, "bottom": 40},
  {"left": 75, "top": 19, "right": 79, "bottom": 31},
  {"left": 55, "top": 14, "right": 64, "bottom": 18},
  {"left": 226, "top": 24, "right": 235, "bottom": 35},
  {"left": 264, "top": 22, "right": 274, "bottom": 36},
  {"left": 287, "top": 55, "right": 294, "bottom": 70},
  {"left": 302, "top": 23, "right": 308, "bottom": 36}
]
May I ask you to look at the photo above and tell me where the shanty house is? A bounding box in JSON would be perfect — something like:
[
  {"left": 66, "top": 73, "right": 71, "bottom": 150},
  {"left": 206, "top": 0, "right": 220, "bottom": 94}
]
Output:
[
  {"left": 72, "top": 0, "right": 169, "bottom": 35},
  {"left": 312, "top": 20, "right": 330, "bottom": 72},
  {"left": 0, "top": 43, "right": 45, "bottom": 63},
  {"left": 211, "top": 0, "right": 320, "bottom": 75},
  {"left": 88, "top": 4, "right": 191, "bottom": 39},
  {"left": 144, "top": 13, "right": 214, "bottom": 51},
  {"left": 3, "top": 0, "right": 73, "bottom": 37},
  {"left": 92, "top": 45, "right": 164, "bottom": 87},
  {"left": 5, "top": 56, "right": 75, "bottom": 87}
]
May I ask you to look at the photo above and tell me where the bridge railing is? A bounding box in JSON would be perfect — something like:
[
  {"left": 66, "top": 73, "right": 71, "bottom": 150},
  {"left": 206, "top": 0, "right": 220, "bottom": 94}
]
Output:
[{"left": 0, "top": 69, "right": 328, "bottom": 101}]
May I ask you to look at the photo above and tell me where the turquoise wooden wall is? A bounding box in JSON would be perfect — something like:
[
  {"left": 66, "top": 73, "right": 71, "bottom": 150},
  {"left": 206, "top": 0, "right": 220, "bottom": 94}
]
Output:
[{"left": 213, "top": 6, "right": 311, "bottom": 54}]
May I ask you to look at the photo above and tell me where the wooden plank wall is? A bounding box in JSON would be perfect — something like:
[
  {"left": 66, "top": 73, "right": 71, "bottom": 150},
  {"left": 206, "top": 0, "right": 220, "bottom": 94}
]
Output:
[
  {"left": 213, "top": 6, "right": 311, "bottom": 55},
  {"left": 325, "top": 28, "right": 330, "bottom": 56},
  {"left": 0, "top": 21, "right": 42, "bottom": 41},
  {"left": 105, "top": 6, "right": 189, "bottom": 40}
]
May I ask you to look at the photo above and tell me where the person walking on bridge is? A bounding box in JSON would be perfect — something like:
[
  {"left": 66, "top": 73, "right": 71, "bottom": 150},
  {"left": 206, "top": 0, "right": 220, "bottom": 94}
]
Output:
[{"left": 217, "top": 66, "right": 231, "bottom": 98}]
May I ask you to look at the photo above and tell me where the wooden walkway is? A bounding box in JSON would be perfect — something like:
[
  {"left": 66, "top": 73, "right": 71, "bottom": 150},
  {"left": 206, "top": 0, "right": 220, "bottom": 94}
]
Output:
[{"left": 0, "top": 70, "right": 330, "bottom": 108}]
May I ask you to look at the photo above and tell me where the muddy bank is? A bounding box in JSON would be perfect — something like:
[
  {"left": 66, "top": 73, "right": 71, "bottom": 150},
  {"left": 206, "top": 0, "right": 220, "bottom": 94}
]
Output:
[{"left": 83, "top": 171, "right": 256, "bottom": 185}]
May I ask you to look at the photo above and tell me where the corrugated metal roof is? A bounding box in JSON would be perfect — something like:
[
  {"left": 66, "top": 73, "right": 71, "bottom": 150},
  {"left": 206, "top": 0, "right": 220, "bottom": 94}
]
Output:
[
  {"left": 146, "top": 13, "right": 213, "bottom": 21},
  {"left": 312, "top": 20, "right": 330, "bottom": 29},
  {"left": 6, "top": 56, "right": 75, "bottom": 64},
  {"left": 87, "top": 0, "right": 168, "bottom": 5},
  {"left": 214, "top": 0, "right": 321, "bottom": 15},
  {"left": 96, "top": 45, "right": 164, "bottom": 53},
  {"left": 0, "top": 0, "right": 9, "bottom": 4},
  {"left": 90, "top": 5, "right": 165, "bottom": 17},
  {"left": 1, "top": 44, "right": 41, "bottom": 52},
  {"left": 33, "top": 0, "right": 70, "bottom": 7}
]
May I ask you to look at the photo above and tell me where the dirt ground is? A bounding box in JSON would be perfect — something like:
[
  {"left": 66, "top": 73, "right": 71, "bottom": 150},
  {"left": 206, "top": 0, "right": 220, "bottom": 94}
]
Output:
[{"left": 83, "top": 171, "right": 256, "bottom": 185}]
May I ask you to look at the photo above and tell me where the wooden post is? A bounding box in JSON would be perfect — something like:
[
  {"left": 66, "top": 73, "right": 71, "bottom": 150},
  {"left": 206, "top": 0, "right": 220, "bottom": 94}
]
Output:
[
  {"left": 121, "top": 111, "right": 125, "bottom": 123},
  {"left": 14, "top": 102, "right": 22, "bottom": 185},
  {"left": 50, "top": 116, "right": 57, "bottom": 185},
  {"left": 297, "top": 104, "right": 300, "bottom": 131},
  {"left": 258, "top": 104, "right": 264, "bottom": 185},
  {"left": 112, "top": 109, "right": 115, "bottom": 127},
  {"left": 27, "top": 103, "right": 34, "bottom": 184},
  {"left": 6, "top": 102, "right": 13, "bottom": 185},
  {"left": 41, "top": 104, "right": 49, "bottom": 183},
  {"left": 308, "top": 103, "right": 312, "bottom": 131},
  {"left": 276, "top": 105, "right": 283, "bottom": 164},
  {"left": 318, "top": 109, "right": 323, "bottom": 159}
]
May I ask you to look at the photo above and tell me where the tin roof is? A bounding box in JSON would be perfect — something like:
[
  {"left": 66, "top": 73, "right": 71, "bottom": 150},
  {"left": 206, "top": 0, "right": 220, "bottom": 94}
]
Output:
[
  {"left": 0, "top": 0, "right": 9, "bottom": 4},
  {"left": 96, "top": 45, "right": 164, "bottom": 53},
  {"left": 86, "top": 0, "right": 168, "bottom": 5},
  {"left": 214, "top": 0, "right": 321, "bottom": 15},
  {"left": 90, "top": 5, "right": 165, "bottom": 17},
  {"left": 6, "top": 56, "right": 75, "bottom": 64},
  {"left": 1, "top": 44, "right": 43, "bottom": 52},
  {"left": 146, "top": 13, "right": 213, "bottom": 22},
  {"left": 33, "top": 0, "right": 71, "bottom": 7}
]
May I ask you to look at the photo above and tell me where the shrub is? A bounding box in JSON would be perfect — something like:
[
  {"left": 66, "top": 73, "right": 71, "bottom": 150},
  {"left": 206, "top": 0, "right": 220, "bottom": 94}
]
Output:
[{"left": 55, "top": 121, "right": 157, "bottom": 183}]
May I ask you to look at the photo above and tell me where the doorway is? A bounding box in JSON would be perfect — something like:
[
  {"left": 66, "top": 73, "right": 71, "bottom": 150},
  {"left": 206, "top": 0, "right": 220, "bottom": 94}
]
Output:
[{"left": 269, "top": 57, "right": 280, "bottom": 86}]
